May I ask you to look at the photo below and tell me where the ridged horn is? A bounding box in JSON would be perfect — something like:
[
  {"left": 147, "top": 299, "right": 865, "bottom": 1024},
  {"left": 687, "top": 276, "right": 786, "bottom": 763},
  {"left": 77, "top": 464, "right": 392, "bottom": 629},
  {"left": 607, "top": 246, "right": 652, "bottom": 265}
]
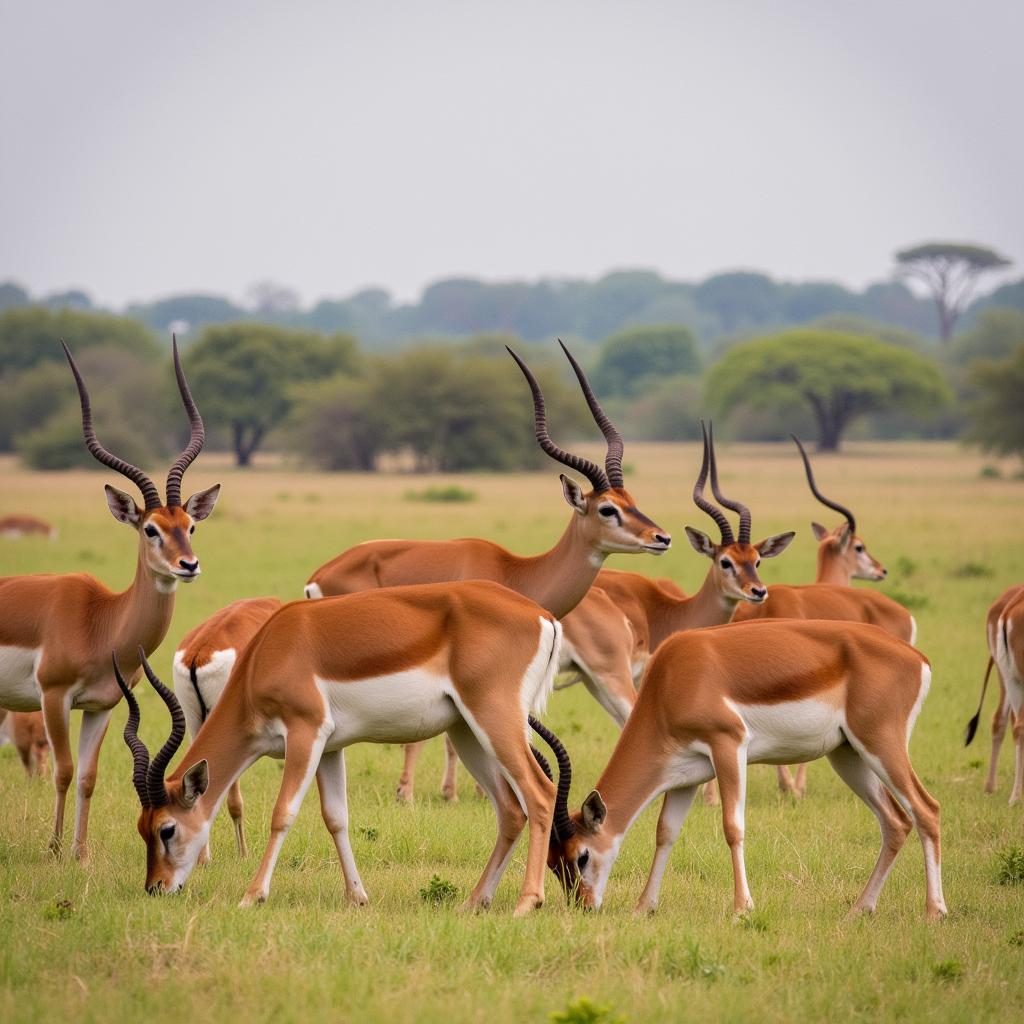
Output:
[
  {"left": 707, "top": 421, "right": 751, "bottom": 544},
  {"left": 112, "top": 651, "right": 152, "bottom": 808},
  {"left": 507, "top": 346, "right": 610, "bottom": 492},
  {"left": 529, "top": 715, "right": 575, "bottom": 841},
  {"left": 165, "top": 335, "right": 206, "bottom": 507},
  {"left": 790, "top": 434, "right": 856, "bottom": 533},
  {"left": 692, "top": 421, "right": 735, "bottom": 544},
  {"left": 137, "top": 648, "right": 187, "bottom": 808},
  {"left": 558, "top": 339, "right": 625, "bottom": 488},
  {"left": 62, "top": 341, "right": 162, "bottom": 510}
]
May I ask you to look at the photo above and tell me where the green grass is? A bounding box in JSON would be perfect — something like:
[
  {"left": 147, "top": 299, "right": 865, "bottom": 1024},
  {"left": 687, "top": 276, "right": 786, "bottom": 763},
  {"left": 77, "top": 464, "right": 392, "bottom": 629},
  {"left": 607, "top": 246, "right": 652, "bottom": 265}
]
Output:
[{"left": 1, "top": 442, "right": 1023, "bottom": 1023}]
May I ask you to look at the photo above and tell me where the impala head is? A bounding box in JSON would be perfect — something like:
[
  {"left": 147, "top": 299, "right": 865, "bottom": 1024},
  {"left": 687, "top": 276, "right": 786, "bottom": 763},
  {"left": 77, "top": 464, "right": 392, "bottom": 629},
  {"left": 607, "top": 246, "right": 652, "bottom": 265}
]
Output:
[
  {"left": 685, "top": 422, "right": 794, "bottom": 603},
  {"left": 63, "top": 337, "right": 220, "bottom": 590},
  {"left": 114, "top": 650, "right": 210, "bottom": 894},
  {"left": 547, "top": 789, "right": 616, "bottom": 910},
  {"left": 507, "top": 340, "right": 671, "bottom": 557},
  {"left": 792, "top": 435, "right": 887, "bottom": 582}
]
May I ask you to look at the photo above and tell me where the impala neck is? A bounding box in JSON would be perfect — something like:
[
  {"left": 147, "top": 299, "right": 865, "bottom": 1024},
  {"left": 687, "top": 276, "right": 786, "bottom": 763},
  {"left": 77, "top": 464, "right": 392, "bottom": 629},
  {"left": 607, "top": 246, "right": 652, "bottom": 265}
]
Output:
[
  {"left": 110, "top": 550, "right": 178, "bottom": 667},
  {"left": 815, "top": 546, "right": 850, "bottom": 586},
  {"left": 648, "top": 569, "right": 737, "bottom": 650},
  {"left": 508, "top": 514, "right": 606, "bottom": 619}
]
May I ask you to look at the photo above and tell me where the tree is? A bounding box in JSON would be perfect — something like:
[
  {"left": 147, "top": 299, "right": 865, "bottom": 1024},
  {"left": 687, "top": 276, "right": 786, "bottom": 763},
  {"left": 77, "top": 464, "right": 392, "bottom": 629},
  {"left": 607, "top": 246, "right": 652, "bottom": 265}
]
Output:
[
  {"left": 285, "top": 376, "right": 380, "bottom": 471},
  {"left": 186, "top": 324, "right": 360, "bottom": 466},
  {"left": 894, "top": 242, "right": 1011, "bottom": 343},
  {"left": 951, "top": 308, "right": 1024, "bottom": 366},
  {"left": 967, "top": 345, "right": 1024, "bottom": 461},
  {"left": 707, "top": 329, "right": 951, "bottom": 451},
  {"left": 594, "top": 325, "right": 700, "bottom": 397}
]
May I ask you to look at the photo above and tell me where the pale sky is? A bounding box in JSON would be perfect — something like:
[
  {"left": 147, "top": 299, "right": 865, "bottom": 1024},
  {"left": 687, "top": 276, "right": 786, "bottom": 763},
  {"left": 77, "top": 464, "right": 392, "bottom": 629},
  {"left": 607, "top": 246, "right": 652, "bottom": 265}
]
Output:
[{"left": 1, "top": 0, "right": 1020, "bottom": 309}]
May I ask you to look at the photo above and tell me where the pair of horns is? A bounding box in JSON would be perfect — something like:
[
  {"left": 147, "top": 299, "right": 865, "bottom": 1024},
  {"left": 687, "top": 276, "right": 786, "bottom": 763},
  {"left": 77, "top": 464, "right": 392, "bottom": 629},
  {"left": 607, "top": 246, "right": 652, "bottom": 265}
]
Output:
[
  {"left": 790, "top": 434, "right": 856, "bottom": 533},
  {"left": 62, "top": 334, "right": 205, "bottom": 511},
  {"left": 692, "top": 420, "right": 751, "bottom": 545},
  {"left": 113, "top": 648, "right": 187, "bottom": 809},
  {"left": 507, "top": 340, "right": 624, "bottom": 493},
  {"left": 528, "top": 715, "right": 575, "bottom": 842}
]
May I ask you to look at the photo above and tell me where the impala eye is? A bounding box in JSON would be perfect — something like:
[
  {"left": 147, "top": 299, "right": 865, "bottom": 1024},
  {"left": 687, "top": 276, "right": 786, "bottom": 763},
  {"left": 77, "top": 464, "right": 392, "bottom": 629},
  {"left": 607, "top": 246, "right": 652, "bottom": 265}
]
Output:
[
  {"left": 189, "top": 525, "right": 195, "bottom": 535},
  {"left": 855, "top": 544, "right": 864, "bottom": 552},
  {"left": 755, "top": 559, "right": 761, "bottom": 568},
  {"left": 144, "top": 525, "right": 159, "bottom": 539},
  {"left": 720, "top": 559, "right": 733, "bottom": 571},
  {"left": 159, "top": 823, "right": 176, "bottom": 845},
  {"left": 577, "top": 850, "right": 590, "bottom": 869},
  {"left": 598, "top": 507, "right": 616, "bottom": 518}
]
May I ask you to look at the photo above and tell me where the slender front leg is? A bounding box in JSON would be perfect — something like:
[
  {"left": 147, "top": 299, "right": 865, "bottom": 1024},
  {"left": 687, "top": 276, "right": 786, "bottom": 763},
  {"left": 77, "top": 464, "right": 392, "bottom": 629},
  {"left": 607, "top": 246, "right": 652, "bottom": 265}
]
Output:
[
  {"left": 40, "top": 689, "right": 73, "bottom": 857},
  {"left": 712, "top": 740, "right": 753, "bottom": 914},
  {"left": 226, "top": 781, "right": 248, "bottom": 856},
  {"left": 441, "top": 735, "right": 460, "bottom": 802},
  {"left": 793, "top": 763, "right": 808, "bottom": 798},
  {"left": 986, "top": 684, "right": 1009, "bottom": 794},
  {"left": 1010, "top": 709, "right": 1023, "bottom": 806},
  {"left": 396, "top": 741, "right": 426, "bottom": 803},
  {"left": 240, "top": 723, "right": 328, "bottom": 907},
  {"left": 703, "top": 779, "right": 719, "bottom": 805},
  {"left": 316, "top": 749, "right": 369, "bottom": 905},
  {"left": 776, "top": 765, "right": 797, "bottom": 794},
  {"left": 72, "top": 708, "right": 112, "bottom": 862},
  {"left": 635, "top": 786, "right": 698, "bottom": 915}
]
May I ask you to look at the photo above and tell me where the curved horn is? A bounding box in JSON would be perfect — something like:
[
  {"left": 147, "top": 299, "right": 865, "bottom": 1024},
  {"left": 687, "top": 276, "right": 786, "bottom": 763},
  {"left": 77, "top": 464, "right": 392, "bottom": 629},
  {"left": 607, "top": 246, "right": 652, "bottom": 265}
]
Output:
[
  {"left": 165, "top": 335, "right": 206, "bottom": 507},
  {"left": 707, "top": 421, "right": 752, "bottom": 544},
  {"left": 507, "top": 346, "right": 610, "bottom": 492},
  {"left": 529, "top": 715, "right": 575, "bottom": 841},
  {"left": 137, "top": 648, "right": 187, "bottom": 808},
  {"left": 692, "top": 421, "right": 735, "bottom": 544},
  {"left": 112, "top": 651, "right": 152, "bottom": 807},
  {"left": 62, "top": 341, "right": 162, "bottom": 510},
  {"left": 557, "top": 339, "right": 625, "bottom": 489},
  {"left": 790, "top": 434, "right": 856, "bottom": 533},
  {"left": 531, "top": 745, "right": 554, "bottom": 782}
]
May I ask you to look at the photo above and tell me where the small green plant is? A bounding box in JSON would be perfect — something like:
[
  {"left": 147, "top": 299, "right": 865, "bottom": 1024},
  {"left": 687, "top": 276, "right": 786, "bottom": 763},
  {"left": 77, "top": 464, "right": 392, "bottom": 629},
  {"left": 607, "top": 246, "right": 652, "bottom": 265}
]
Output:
[
  {"left": 549, "top": 997, "right": 626, "bottom": 1024},
  {"left": 979, "top": 464, "right": 1002, "bottom": 479},
  {"left": 931, "top": 959, "right": 963, "bottom": 983},
  {"left": 358, "top": 825, "right": 379, "bottom": 842},
  {"left": 43, "top": 898, "right": 74, "bottom": 921},
  {"left": 968, "top": 758, "right": 983, "bottom": 769},
  {"left": 894, "top": 555, "right": 918, "bottom": 578},
  {"left": 886, "top": 587, "right": 930, "bottom": 611},
  {"left": 419, "top": 874, "right": 459, "bottom": 905},
  {"left": 405, "top": 485, "right": 477, "bottom": 503},
  {"left": 950, "top": 561, "right": 993, "bottom": 579},
  {"left": 995, "top": 845, "right": 1024, "bottom": 885},
  {"left": 737, "top": 910, "right": 769, "bottom": 933},
  {"left": 1008, "top": 930, "right": 1024, "bottom": 947}
]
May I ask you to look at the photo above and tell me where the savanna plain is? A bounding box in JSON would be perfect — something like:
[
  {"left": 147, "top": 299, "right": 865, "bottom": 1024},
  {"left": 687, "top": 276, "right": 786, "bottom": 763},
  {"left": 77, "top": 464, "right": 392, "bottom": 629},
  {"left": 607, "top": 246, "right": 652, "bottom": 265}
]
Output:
[{"left": 1, "top": 441, "right": 1022, "bottom": 1024}]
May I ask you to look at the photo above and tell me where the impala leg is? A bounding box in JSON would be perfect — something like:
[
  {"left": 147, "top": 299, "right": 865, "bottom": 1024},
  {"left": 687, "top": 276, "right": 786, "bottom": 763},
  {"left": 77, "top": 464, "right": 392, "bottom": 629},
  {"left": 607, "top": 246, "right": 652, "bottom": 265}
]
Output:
[
  {"left": 316, "top": 748, "right": 369, "bottom": 905},
  {"left": 226, "top": 781, "right": 248, "bottom": 857},
  {"left": 71, "top": 708, "right": 112, "bottom": 862},
  {"left": 986, "top": 681, "right": 1009, "bottom": 794},
  {"left": 40, "top": 690, "right": 73, "bottom": 857},
  {"left": 703, "top": 778, "right": 719, "bottom": 805},
  {"left": 441, "top": 735, "right": 459, "bottom": 802},
  {"left": 396, "top": 741, "right": 426, "bottom": 803},
  {"left": 827, "top": 744, "right": 912, "bottom": 915},
  {"left": 712, "top": 739, "right": 753, "bottom": 914},
  {"left": 635, "top": 786, "right": 699, "bottom": 915},
  {"left": 1010, "top": 708, "right": 1023, "bottom": 807},
  {"left": 240, "top": 724, "right": 328, "bottom": 907},
  {"left": 776, "top": 766, "right": 797, "bottom": 794},
  {"left": 793, "top": 763, "right": 808, "bottom": 798}
]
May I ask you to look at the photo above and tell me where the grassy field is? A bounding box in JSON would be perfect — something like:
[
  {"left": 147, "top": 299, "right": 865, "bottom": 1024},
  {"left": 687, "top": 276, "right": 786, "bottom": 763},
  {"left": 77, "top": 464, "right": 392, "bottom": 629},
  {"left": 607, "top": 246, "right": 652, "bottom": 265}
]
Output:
[{"left": 1, "top": 442, "right": 1023, "bottom": 1023}]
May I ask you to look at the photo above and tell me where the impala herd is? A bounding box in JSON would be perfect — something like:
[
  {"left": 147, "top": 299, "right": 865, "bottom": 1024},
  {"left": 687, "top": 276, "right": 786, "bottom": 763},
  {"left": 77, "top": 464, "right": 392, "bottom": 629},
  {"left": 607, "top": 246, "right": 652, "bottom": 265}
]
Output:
[{"left": 0, "top": 336, "right": 1020, "bottom": 924}]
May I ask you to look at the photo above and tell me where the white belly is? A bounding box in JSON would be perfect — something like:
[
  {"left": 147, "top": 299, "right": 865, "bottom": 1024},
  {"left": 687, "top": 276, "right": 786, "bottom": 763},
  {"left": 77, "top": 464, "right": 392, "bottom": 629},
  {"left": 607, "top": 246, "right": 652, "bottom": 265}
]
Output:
[
  {"left": 733, "top": 697, "right": 846, "bottom": 765},
  {"left": 316, "top": 669, "right": 460, "bottom": 747},
  {"left": 0, "top": 645, "right": 42, "bottom": 711}
]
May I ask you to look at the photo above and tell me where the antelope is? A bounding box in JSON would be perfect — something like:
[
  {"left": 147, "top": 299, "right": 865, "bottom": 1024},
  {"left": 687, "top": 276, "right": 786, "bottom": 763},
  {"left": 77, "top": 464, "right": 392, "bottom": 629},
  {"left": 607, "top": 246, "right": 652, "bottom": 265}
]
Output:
[
  {"left": 0, "top": 339, "right": 218, "bottom": 860},
  {"left": 0, "top": 711, "right": 50, "bottom": 777},
  {"left": 115, "top": 580, "right": 574, "bottom": 917},
  {"left": 966, "top": 585, "right": 1024, "bottom": 805},
  {"left": 0, "top": 515, "right": 57, "bottom": 540},
  {"left": 172, "top": 596, "right": 285, "bottom": 858},
  {"left": 730, "top": 437, "right": 913, "bottom": 800},
  {"left": 305, "top": 341, "right": 670, "bottom": 804},
  {"left": 544, "top": 618, "right": 946, "bottom": 922}
]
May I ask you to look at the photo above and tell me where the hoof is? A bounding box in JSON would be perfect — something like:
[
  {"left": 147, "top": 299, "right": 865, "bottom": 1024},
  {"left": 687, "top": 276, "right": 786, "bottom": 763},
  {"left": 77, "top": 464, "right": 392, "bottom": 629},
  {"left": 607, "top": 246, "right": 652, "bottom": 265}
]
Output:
[
  {"left": 395, "top": 784, "right": 413, "bottom": 804},
  {"left": 238, "top": 891, "right": 267, "bottom": 908},
  {"left": 984, "top": 781, "right": 997, "bottom": 794},
  {"left": 513, "top": 897, "right": 542, "bottom": 918},
  {"left": 926, "top": 903, "right": 948, "bottom": 922},
  {"left": 347, "top": 888, "right": 370, "bottom": 907},
  {"left": 633, "top": 901, "right": 657, "bottom": 917},
  {"left": 847, "top": 903, "right": 875, "bottom": 920},
  {"left": 441, "top": 787, "right": 459, "bottom": 804},
  {"left": 1009, "top": 794, "right": 1021, "bottom": 807},
  {"left": 460, "top": 896, "right": 491, "bottom": 913}
]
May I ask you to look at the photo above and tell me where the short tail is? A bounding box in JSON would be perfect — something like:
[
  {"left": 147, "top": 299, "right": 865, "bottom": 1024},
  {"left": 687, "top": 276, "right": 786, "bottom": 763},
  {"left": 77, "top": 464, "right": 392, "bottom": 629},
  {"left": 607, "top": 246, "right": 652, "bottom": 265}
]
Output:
[
  {"left": 964, "top": 656, "right": 995, "bottom": 746},
  {"left": 529, "top": 618, "right": 563, "bottom": 717},
  {"left": 189, "top": 659, "right": 211, "bottom": 724}
]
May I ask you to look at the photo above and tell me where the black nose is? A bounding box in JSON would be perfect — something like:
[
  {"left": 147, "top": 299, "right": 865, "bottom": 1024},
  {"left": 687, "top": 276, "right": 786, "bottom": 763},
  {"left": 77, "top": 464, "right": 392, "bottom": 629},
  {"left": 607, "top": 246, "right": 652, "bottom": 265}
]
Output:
[
  {"left": 179, "top": 559, "right": 199, "bottom": 572},
  {"left": 654, "top": 534, "right": 671, "bottom": 547},
  {"left": 751, "top": 586, "right": 767, "bottom": 600},
  {"left": 880, "top": 568, "right": 888, "bottom": 578}
]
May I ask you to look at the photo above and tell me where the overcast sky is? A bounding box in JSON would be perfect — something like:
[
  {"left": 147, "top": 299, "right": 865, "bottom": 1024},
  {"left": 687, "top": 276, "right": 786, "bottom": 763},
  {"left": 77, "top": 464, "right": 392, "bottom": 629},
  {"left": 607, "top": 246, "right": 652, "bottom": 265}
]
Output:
[{"left": 1, "top": 0, "right": 1021, "bottom": 309}]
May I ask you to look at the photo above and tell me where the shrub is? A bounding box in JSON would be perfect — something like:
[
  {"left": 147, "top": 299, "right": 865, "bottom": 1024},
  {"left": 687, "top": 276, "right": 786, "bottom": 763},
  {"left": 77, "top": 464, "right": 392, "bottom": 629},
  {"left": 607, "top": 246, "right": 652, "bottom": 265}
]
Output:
[
  {"left": 405, "top": 485, "right": 477, "bottom": 503},
  {"left": 549, "top": 997, "right": 627, "bottom": 1024},
  {"left": 995, "top": 846, "right": 1024, "bottom": 885},
  {"left": 419, "top": 874, "right": 458, "bottom": 905}
]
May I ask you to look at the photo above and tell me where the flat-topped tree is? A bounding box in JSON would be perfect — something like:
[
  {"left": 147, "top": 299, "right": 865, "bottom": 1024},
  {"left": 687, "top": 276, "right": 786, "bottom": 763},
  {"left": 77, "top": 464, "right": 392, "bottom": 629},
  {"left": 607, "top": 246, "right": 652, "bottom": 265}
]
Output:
[{"left": 895, "top": 242, "right": 1011, "bottom": 343}]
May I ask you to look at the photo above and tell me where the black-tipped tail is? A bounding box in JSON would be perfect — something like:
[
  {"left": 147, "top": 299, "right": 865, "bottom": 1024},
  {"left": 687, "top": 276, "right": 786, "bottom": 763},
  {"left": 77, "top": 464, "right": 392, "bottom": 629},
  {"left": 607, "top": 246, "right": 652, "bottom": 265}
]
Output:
[{"left": 965, "top": 657, "right": 995, "bottom": 746}]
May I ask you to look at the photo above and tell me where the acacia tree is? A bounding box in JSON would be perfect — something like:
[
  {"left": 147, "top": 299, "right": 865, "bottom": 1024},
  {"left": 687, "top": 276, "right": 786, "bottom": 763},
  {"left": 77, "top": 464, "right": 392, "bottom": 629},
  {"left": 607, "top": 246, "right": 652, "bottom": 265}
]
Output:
[
  {"left": 594, "top": 325, "right": 700, "bottom": 397},
  {"left": 894, "top": 242, "right": 1011, "bottom": 343},
  {"left": 707, "top": 330, "right": 951, "bottom": 451},
  {"left": 967, "top": 346, "right": 1024, "bottom": 462}
]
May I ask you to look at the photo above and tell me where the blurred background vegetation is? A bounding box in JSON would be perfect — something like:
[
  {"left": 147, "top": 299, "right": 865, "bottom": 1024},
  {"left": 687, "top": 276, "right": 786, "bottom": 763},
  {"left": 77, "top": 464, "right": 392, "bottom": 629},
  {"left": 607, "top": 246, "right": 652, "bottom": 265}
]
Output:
[{"left": 2, "top": 241, "right": 1022, "bottom": 470}]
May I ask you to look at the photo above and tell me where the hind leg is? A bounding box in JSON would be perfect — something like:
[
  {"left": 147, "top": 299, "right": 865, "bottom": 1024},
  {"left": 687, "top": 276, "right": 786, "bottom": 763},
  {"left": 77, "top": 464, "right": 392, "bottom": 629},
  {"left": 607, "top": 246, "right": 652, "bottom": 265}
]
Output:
[
  {"left": 776, "top": 766, "right": 797, "bottom": 795},
  {"left": 1010, "top": 707, "right": 1022, "bottom": 806},
  {"left": 635, "top": 785, "right": 700, "bottom": 915},
  {"left": 711, "top": 738, "right": 753, "bottom": 914},
  {"left": 227, "top": 781, "right": 248, "bottom": 856},
  {"left": 441, "top": 735, "right": 460, "bottom": 802},
  {"left": 316, "top": 749, "right": 369, "bottom": 906},
  {"left": 396, "top": 741, "right": 425, "bottom": 803},
  {"left": 986, "top": 681, "right": 1009, "bottom": 794},
  {"left": 793, "top": 763, "right": 808, "bottom": 797},
  {"left": 827, "top": 744, "right": 912, "bottom": 914}
]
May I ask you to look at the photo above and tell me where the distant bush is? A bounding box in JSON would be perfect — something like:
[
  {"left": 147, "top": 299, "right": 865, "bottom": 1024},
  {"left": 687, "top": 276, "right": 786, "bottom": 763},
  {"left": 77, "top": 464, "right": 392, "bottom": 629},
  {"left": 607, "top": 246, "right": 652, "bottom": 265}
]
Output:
[
  {"left": 405, "top": 485, "right": 477, "bottom": 503},
  {"left": 549, "top": 997, "right": 627, "bottom": 1024},
  {"left": 949, "top": 561, "right": 993, "bottom": 579},
  {"left": 979, "top": 464, "right": 1002, "bottom": 479},
  {"left": 886, "top": 587, "right": 930, "bottom": 611}
]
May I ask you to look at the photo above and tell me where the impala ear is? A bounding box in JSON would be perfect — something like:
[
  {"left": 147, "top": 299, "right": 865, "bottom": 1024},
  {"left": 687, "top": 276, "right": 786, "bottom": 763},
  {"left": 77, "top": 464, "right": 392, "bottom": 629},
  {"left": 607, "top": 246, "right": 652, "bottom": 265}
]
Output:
[
  {"left": 560, "top": 474, "right": 588, "bottom": 514},
  {"left": 684, "top": 526, "right": 716, "bottom": 559},
  {"left": 756, "top": 531, "right": 796, "bottom": 558},
  {"left": 581, "top": 790, "right": 607, "bottom": 831},
  {"left": 105, "top": 484, "right": 141, "bottom": 526},
  {"left": 811, "top": 521, "right": 829, "bottom": 542},
  {"left": 184, "top": 484, "right": 220, "bottom": 522},
  {"left": 836, "top": 522, "right": 853, "bottom": 553},
  {"left": 180, "top": 760, "right": 209, "bottom": 808}
]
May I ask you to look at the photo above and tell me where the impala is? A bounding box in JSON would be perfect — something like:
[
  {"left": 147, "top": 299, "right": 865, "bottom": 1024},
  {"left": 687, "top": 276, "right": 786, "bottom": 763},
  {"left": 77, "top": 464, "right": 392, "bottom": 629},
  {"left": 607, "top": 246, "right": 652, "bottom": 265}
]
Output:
[
  {"left": 116, "top": 580, "right": 574, "bottom": 916},
  {"left": 0, "top": 711, "right": 50, "bottom": 777},
  {"left": 172, "top": 596, "right": 285, "bottom": 858},
  {"left": 966, "top": 584, "right": 1024, "bottom": 804},
  {"left": 0, "top": 339, "right": 218, "bottom": 859},
  {"left": 545, "top": 618, "right": 946, "bottom": 921},
  {"left": 0, "top": 515, "right": 57, "bottom": 539},
  {"left": 305, "top": 341, "right": 670, "bottom": 803}
]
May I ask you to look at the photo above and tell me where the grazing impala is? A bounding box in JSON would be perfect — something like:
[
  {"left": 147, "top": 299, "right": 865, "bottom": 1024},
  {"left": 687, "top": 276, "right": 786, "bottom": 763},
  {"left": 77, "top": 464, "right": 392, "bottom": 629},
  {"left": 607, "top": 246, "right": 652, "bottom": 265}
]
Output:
[
  {"left": 966, "top": 585, "right": 1024, "bottom": 805},
  {"left": 116, "top": 581, "right": 574, "bottom": 916},
  {"left": 0, "top": 711, "right": 50, "bottom": 777},
  {"left": 172, "top": 596, "right": 285, "bottom": 858},
  {"left": 306, "top": 341, "right": 670, "bottom": 803},
  {"left": 545, "top": 618, "right": 946, "bottom": 921},
  {"left": 0, "top": 339, "right": 218, "bottom": 859},
  {"left": 0, "top": 515, "right": 57, "bottom": 539}
]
